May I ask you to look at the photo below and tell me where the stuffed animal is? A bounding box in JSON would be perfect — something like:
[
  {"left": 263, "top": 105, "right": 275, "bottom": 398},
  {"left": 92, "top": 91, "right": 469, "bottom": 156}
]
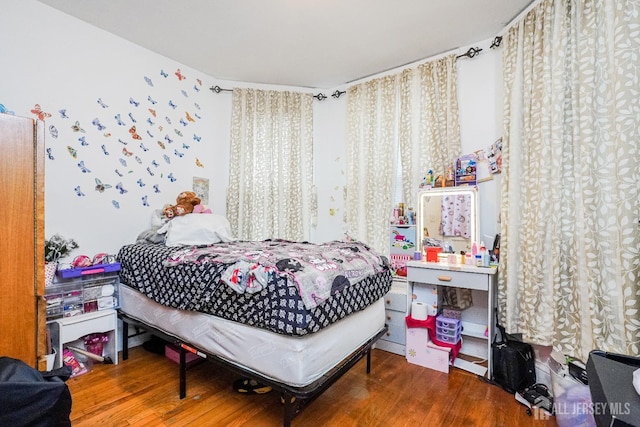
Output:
[
  {"left": 163, "top": 191, "right": 202, "bottom": 219},
  {"left": 192, "top": 204, "right": 212, "bottom": 214}
]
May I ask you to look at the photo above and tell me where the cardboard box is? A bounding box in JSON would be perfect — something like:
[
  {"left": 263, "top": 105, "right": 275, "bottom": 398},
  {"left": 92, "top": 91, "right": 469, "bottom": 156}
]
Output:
[
  {"left": 405, "top": 328, "right": 451, "bottom": 373},
  {"left": 165, "top": 344, "right": 204, "bottom": 368}
]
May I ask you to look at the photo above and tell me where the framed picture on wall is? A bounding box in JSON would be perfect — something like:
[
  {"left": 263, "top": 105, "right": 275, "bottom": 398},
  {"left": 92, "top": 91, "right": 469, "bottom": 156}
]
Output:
[{"left": 192, "top": 177, "right": 209, "bottom": 204}]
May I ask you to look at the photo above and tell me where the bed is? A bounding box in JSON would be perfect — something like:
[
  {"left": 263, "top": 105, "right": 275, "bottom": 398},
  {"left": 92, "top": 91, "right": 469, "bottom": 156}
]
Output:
[{"left": 116, "top": 217, "right": 392, "bottom": 426}]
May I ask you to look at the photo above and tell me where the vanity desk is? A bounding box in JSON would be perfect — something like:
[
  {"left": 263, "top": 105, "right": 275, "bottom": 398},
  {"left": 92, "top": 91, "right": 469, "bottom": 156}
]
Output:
[{"left": 406, "top": 261, "right": 497, "bottom": 378}]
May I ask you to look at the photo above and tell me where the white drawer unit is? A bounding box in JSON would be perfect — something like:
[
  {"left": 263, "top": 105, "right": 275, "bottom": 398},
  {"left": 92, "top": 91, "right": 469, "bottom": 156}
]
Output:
[
  {"left": 376, "top": 278, "right": 410, "bottom": 356},
  {"left": 406, "top": 261, "right": 497, "bottom": 378}
]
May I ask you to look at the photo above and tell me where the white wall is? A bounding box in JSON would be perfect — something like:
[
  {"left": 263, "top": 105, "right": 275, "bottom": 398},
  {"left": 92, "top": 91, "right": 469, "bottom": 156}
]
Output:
[{"left": 1, "top": 1, "right": 504, "bottom": 261}]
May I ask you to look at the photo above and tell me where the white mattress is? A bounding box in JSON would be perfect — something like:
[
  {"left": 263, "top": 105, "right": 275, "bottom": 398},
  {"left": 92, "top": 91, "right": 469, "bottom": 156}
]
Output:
[{"left": 120, "top": 284, "right": 385, "bottom": 387}]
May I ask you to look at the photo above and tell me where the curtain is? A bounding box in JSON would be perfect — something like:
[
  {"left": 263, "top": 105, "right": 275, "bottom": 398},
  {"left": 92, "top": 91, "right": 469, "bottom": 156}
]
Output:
[
  {"left": 345, "top": 75, "right": 398, "bottom": 254},
  {"left": 417, "top": 56, "right": 461, "bottom": 194},
  {"left": 500, "top": 0, "right": 640, "bottom": 360},
  {"left": 227, "top": 88, "right": 316, "bottom": 241},
  {"left": 345, "top": 55, "right": 462, "bottom": 254}
]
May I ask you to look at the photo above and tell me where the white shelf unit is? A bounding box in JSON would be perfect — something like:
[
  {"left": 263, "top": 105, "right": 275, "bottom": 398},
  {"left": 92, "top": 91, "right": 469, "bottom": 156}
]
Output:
[
  {"left": 47, "top": 309, "right": 119, "bottom": 369},
  {"left": 406, "top": 261, "right": 497, "bottom": 378},
  {"left": 44, "top": 271, "right": 120, "bottom": 369}
]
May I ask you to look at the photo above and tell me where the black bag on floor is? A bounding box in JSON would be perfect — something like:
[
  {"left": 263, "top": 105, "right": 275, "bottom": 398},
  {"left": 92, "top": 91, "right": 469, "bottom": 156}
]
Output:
[
  {"left": 492, "top": 312, "right": 536, "bottom": 393},
  {"left": 0, "top": 356, "right": 72, "bottom": 427}
]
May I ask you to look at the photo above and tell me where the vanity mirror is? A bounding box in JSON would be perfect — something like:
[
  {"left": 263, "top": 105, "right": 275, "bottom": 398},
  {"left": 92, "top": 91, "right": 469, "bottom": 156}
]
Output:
[{"left": 416, "top": 186, "right": 479, "bottom": 254}]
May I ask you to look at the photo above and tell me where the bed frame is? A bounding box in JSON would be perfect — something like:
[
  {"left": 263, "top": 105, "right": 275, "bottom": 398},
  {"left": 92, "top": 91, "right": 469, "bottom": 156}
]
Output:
[{"left": 119, "top": 311, "right": 387, "bottom": 427}]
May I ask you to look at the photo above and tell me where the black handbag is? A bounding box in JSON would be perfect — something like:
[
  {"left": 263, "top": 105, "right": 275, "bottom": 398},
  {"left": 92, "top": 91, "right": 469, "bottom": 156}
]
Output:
[{"left": 491, "top": 311, "right": 536, "bottom": 393}]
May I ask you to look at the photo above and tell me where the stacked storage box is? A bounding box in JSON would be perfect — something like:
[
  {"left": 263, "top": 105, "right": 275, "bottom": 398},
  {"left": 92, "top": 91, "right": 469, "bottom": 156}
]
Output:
[{"left": 435, "top": 315, "right": 462, "bottom": 344}]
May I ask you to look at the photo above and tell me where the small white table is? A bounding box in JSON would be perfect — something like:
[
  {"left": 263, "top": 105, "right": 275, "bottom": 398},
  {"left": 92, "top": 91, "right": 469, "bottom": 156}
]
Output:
[
  {"left": 406, "top": 261, "right": 497, "bottom": 378},
  {"left": 47, "top": 309, "right": 119, "bottom": 369}
]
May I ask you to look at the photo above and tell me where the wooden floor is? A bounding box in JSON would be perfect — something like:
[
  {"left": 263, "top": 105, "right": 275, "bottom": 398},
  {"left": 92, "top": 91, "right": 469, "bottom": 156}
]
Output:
[{"left": 66, "top": 346, "right": 558, "bottom": 427}]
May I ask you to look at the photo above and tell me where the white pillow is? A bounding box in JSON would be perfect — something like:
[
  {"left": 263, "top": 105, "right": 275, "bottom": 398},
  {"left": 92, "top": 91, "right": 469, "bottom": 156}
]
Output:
[{"left": 158, "top": 214, "right": 235, "bottom": 247}]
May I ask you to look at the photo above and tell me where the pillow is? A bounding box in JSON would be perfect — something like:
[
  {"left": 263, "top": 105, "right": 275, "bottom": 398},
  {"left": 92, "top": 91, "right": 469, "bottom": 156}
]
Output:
[
  {"left": 136, "top": 226, "right": 165, "bottom": 244},
  {"left": 158, "top": 214, "right": 235, "bottom": 247}
]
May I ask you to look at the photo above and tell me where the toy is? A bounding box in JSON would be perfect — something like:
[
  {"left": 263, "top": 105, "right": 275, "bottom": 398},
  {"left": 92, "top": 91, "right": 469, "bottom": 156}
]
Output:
[
  {"left": 193, "top": 204, "right": 212, "bottom": 214},
  {"left": 164, "top": 191, "right": 201, "bottom": 218}
]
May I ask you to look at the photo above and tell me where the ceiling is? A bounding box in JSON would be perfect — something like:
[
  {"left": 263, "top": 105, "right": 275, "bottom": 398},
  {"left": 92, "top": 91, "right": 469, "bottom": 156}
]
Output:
[{"left": 37, "top": 0, "right": 535, "bottom": 89}]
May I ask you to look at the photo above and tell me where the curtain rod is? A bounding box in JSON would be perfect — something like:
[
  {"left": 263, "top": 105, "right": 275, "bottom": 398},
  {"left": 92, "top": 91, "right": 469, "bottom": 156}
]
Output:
[
  {"left": 456, "top": 46, "right": 483, "bottom": 59},
  {"left": 209, "top": 85, "right": 345, "bottom": 101}
]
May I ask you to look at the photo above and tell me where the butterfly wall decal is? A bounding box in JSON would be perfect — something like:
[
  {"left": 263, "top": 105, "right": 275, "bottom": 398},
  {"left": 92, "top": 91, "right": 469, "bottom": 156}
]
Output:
[
  {"left": 115, "top": 182, "right": 128, "bottom": 194},
  {"left": 148, "top": 96, "right": 157, "bottom": 105},
  {"left": 129, "top": 97, "right": 140, "bottom": 107},
  {"left": 160, "top": 69, "right": 168, "bottom": 78},
  {"left": 175, "top": 68, "right": 186, "bottom": 80},
  {"left": 49, "top": 125, "right": 58, "bottom": 138},
  {"left": 196, "top": 158, "right": 204, "bottom": 168},
  {"left": 71, "top": 121, "right": 85, "bottom": 133},
  {"left": 95, "top": 178, "right": 112, "bottom": 193},
  {"left": 46, "top": 148, "right": 54, "bottom": 160},
  {"left": 74, "top": 186, "right": 86, "bottom": 197},
  {"left": 185, "top": 112, "right": 195, "bottom": 122},
  {"left": 31, "top": 104, "right": 52, "bottom": 120},
  {"left": 144, "top": 76, "right": 153, "bottom": 87},
  {"left": 67, "top": 146, "right": 78, "bottom": 158},
  {"left": 167, "top": 173, "right": 177, "bottom": 182},
  {"left": 141, "top": 195, "right": 149, "bottom": 207},
  {"left": 112, "top": 200, "right": 120, "bottom": 209},
  {"left": 148, "top": 108, "right": 156, "bottom": 117},
  {"left": 77, "top": 161, "right": 91, "bottom": 173},
  {"left": 115, "top": 114, "right": 125, "bottom": 126},
  {"left": 59, "top": 109, "right": 69, "bottom": 118},
  {"left": 101, "top": 145, "right": 109, "bottom": 155},
  {"left": 129, "top": 126, "right": 142, "bottom": 140},
  {"left": 92, "top": 118, "right": 106, "bottom": 131},
  {"left": 193, "top": 134, "right": 201, "bottom": 142},
  {"left": 122, "top": 147, "right": 133, "bottom": 157},
  {"left": 97, "top": 98, "right": 109, "bottom": 108}
]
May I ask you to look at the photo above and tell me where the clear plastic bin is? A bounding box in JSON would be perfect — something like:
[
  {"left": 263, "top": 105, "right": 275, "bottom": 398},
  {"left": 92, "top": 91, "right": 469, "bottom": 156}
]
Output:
[{"left": 550, "top": 359, "right": 596, "bottom": 427}]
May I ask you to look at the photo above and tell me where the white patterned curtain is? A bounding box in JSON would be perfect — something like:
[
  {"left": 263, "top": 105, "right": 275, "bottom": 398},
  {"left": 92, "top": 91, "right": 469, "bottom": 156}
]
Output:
[
  {"left": 402, "top": 55, "right": 461, "bottom": 208},
  {"left": 500, "top": 0, "right": 640, "bottom": 360},
  {"left": 227, "top": 88, "right": 316, "bottom": 241},
  {"left": 345, "top": 75, "right": 398, "bottom": 254}
]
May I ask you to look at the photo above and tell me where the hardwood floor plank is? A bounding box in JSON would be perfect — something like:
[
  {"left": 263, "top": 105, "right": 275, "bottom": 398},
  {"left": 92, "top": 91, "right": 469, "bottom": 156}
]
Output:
[{"left": 65, "top": 347, "right": 557, "bottom": 426}]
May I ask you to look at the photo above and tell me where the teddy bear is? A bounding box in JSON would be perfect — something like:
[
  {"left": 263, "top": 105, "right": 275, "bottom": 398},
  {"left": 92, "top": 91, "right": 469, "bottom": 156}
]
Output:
[{"left": 163, "top": 191, "right": 202, "bottom": 219}]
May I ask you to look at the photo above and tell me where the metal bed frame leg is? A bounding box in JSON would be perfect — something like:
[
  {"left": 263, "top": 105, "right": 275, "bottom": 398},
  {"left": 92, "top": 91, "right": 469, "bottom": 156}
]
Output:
[
  {"left": 122, "top": 319, "right": 129, "bottom": 360},
  {"left": 282, "top": 392, "right": 294, "bottom": 427},
  {"left": 179, "top": 346, "right": 187, "bottom": 399},
  {"left": 366, "top": 349, "right": 371, "bottom": 374}
]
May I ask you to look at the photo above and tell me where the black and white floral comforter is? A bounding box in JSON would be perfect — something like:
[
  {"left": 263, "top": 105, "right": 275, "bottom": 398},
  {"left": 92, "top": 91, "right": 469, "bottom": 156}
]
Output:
[{"left": 117, "top": 240, "right": 391, "bottom": 336}]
